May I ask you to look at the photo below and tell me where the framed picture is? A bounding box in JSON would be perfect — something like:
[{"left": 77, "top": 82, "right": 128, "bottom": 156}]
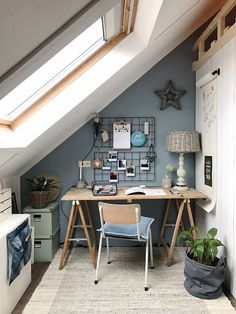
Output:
[
  {"left": 118, "top": 159, "right": 126, "bottom": 170},
  {"left": 140, "top": 158, "right": 150, "bottom": 170},
  {"left": 108, "top": 151, "right": 118, "bottom": 162},
  {"left": 126, "top": 165, "right": 135, "bottom": 177},
  {"left": 110, "top": 171, "right": 118, "bottom": 182},
  {"left": 204, "top": 155, "right": 212, "bottom": 187},
  {"left": 102, "top": 159, "right": 111, "bottom": 170}
]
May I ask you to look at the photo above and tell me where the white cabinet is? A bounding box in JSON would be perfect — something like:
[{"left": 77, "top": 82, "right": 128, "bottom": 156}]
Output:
[
  {"left": 0, "top": 189, "right": 11, "bottom": 223},
  {"left": 0, "top": 188, "right": 31, "bottom": 314},
  {"left": 0, "top": 214, "right": 31, "bottom": 314}
]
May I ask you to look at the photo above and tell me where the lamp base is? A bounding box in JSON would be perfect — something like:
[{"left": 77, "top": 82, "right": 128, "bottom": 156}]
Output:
[
  {"left": 76, "top": 181, "right": 86, "bottom": 189},
  {"left": 173, "top": 185, "right": 189, "bottom": 191}
]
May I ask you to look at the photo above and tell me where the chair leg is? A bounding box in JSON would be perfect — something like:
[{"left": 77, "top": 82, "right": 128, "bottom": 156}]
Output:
[
  {"left": 106, "top": 237, "right": 111, "bottom": 264},
  {"left": 94, "top": 233, "right": 103, "bottom": 284},
  {"left": 149, "top": 229, "right": 154, "bottom": 269},
  {"left": 144, "top": 238, "right": 149, "bottom": 291}
]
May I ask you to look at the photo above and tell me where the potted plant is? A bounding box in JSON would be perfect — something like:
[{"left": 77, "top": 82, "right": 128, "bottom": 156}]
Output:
[
  {"left": 162, "top": 163, "right": 175, "bottom": 188},
  {"left": 26, "top": 176, "right": 59, "bottom": 208},
  {"left": 178, "top": 227, "right": 226, "bottom": 299}
]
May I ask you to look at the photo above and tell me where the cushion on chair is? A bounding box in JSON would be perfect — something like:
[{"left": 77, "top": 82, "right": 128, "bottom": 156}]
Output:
[{"left": 100, "top": 216, "right": 154, "bottom": 240}]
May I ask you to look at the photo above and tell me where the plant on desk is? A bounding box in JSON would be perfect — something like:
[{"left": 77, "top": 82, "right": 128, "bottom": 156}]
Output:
[
  {"left": 178, "top": 227, "right": 226, "bottom": 300},
  {"left": 26, "top": 176, "right": 59, "bottom": 208},
  {"left": 162, "top": 163, "right": 175, "bottom": 188}
]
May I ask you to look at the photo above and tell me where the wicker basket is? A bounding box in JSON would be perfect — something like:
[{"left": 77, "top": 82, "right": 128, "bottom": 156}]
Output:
[{"left": 30, "top": 191, "right": 49, "bottom": 208}]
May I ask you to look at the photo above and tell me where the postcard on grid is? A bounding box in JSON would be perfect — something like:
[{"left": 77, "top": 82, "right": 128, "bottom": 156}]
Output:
[{"left": 113, "top": 121, "right": 131, "bottom": 149}]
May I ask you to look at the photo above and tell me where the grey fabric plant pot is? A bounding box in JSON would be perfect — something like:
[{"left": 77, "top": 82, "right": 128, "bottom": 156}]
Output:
[{"left": 184, "top": 253, "right": 226, "bottom": 299}]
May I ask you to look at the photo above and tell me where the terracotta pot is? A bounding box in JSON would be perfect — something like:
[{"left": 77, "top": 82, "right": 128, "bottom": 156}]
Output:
[{"left": 30, "top": 191, "right": 49, "bottom": 208}]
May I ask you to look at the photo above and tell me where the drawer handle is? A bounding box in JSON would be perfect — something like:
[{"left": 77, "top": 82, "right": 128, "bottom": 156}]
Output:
[
  {"left": 33, "top": 214, "right": 41, "bottom": 222},
  {"left": 34, "top": 240, "right": 42, "bottom": 248}
]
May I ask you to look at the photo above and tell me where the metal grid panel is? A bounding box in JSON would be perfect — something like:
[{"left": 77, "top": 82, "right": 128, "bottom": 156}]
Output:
[
  {"left": 94, "top": 117, "right": 155, "bottom": 148},
  {"left": 93, "top": 117, "right": 156, "bottom": 183}
]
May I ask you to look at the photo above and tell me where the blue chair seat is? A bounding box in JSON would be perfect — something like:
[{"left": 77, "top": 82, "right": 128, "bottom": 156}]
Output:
[{"left": 100, "top": 216, "right": 154, "bottom": 240}]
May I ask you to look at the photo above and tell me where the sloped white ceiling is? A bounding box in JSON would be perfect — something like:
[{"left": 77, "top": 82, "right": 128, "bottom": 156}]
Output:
[{"left": 0, "top": 0, "right": 226, "bottom": 178}]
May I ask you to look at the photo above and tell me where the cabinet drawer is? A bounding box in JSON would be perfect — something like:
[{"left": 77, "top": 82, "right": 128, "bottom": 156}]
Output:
[
  {"left": 0, "top": 189, "right": 11, "bottom": 220},
  {"left": 0, "top": 198, "right": 11, "bottom": 213},
  {"left": 34, "top": 229, "right": 59, "bottom": 262},
  {"left": 30, "top": 212, "right": 57, "bottom": 238},
  {"left": 0, "top": 188, "right": 11, "bottom": 202},
  {"left": 23, "top": 202, "right": 59, "bottom": 238},
  {"left": 0, "top": 189, "right": 11, "bottom": 213}
]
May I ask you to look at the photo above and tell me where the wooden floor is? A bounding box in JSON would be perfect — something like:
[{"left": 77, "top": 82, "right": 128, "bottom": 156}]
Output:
[
  {"left": 13, "top": 262, "right": 236, "bottom": 313},
  {"left": 12, "top": 262, "right": 50, "bottom": 314}
]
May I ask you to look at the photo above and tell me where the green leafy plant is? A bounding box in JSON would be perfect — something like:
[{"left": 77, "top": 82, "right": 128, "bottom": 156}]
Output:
[
  {"left": 178, "top": 227, "right": 224, "bottom": 266},
  {"left": 166, "top": 163, "right": 175, "bottom": 176},
  {"left": 26, "top": 176, "right": 59, "bottom": 192}
]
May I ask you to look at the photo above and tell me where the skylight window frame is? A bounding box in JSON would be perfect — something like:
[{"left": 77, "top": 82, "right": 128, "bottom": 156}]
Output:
[{"left": 0, "top": 0, "right": 138, "bottom": 132}]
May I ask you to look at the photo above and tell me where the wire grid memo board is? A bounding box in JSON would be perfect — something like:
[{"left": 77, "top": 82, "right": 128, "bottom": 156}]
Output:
[{"left": 93, "top": 117, "right": 156, "bottom": 183}]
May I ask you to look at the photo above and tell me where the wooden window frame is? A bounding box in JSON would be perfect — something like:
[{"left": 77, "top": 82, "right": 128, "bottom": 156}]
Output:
[{"left": 0, "top": 0, "right": 138, "bottom": 132}]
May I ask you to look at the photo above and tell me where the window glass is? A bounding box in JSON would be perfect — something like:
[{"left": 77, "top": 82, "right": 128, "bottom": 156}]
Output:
[{"left": 0, "top": 18, "right": 105, "bottom": 121}]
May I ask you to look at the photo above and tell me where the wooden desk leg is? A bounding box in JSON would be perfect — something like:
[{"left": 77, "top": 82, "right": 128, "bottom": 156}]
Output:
[
  {"left": 68, "top": 204, "right": 78, "bottom": 249},
  {"left": 166, "top": 199, "right": 185, "bottom": 266},
  {"left": 59, "top": 201, "right": 77, "bottom": 270},
  {"left": 84, "top": 200, "right": 97, "bottom": 250},
  {"left": 159, "top": 199, "right": 171, "bottom": 249},
  {"left": 175, "top": 199, "right": 185, "bottom": 231},
  {"left": 77, "top": 201, "right": 97, "bottom": 268},
  {"left": 186, "top": 199, "right": 197, "bottom": 239}
]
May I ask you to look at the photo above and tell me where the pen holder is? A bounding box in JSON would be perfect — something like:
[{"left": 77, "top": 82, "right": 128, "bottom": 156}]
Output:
[{"left": 162, "top": 175, "right": 172, "bottom": 189}]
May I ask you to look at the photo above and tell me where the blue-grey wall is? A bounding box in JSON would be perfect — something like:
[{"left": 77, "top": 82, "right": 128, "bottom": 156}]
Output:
[{"left": 21, "top": 33, "right": 197, "bottom": 245}]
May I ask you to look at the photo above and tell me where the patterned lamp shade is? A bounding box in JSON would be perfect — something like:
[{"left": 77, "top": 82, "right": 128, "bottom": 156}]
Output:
[{"left": 165, "top": 131, "right": 201, "bottom": 153}]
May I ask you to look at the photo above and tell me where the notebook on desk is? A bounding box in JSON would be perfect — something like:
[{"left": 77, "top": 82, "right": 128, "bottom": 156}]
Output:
[{"left": 125, "top": 187, "right": 166, "bottom": 196}]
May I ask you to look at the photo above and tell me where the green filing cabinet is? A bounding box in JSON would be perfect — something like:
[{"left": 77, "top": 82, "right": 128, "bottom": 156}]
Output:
[{"left": 23, "top": 202, "right": 60, "bottom": 262}]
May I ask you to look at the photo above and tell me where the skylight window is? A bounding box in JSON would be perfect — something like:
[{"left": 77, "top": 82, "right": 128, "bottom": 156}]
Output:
[
  {"left": 0, "top": 18, "right": 105, "bottom": 122},
  {"left": 0, "top": 0, "right": 137, "bottom": 135}
]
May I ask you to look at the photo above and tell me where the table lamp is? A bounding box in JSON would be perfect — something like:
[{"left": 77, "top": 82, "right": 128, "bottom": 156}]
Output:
[{"left": 165, "top": 130, "right": 201, "bottom": 190}]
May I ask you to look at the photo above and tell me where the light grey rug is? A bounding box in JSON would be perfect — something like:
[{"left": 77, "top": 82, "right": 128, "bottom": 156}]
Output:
[{"left": 23, "top": 247, "right": 235, "bottom": 313}]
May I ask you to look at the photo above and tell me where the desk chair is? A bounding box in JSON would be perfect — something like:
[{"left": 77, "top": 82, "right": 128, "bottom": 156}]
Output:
[{"left": 94, "top": 202, "right": 154, "bottom": 291}]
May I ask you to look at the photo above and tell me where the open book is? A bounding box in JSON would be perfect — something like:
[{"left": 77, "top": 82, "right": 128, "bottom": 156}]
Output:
[{"left": 125, "top": 187, "right": 166, "bottom": 196}]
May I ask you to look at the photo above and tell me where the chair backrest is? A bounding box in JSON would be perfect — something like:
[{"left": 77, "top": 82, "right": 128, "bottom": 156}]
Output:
[{"left": 98, "top": 202, "right": 141, "bottom": 224}]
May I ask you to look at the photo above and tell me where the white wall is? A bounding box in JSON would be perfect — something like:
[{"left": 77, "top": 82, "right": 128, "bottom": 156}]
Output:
[{"left": 195, "top": 36, "right": 236, "bottom": 297}]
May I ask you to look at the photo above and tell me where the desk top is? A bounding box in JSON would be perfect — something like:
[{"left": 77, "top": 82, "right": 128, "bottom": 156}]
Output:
[{"left": 61, "top": 187, "right": 207, "bottom": 201}]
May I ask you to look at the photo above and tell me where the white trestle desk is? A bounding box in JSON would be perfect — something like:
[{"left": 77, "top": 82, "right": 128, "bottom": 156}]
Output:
[{"left": 59, "top": 187, "right": 207, "bottom": 270}]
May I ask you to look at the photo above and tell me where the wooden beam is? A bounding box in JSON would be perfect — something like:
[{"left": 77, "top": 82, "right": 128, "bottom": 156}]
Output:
[
  {"left": 130, "top": 0, "right": 139, "bottom": 32},
  {"left": 193, "top": 0, "right": 235, "bottom": 51},
  {"left": 217, "top": 16, "right": 225, "bottom": 39},
  {"left": 193, "top": 23, "right": 236, "bottom": 70},
  {"left": 0, "top": 119, "right": 12, "bottom": 131},
  {"left": 0, "top": 125, "right": 11, "bottom": 132},
  {"left": 122, "top": 0, "right": 131, "bottom": 33},
  {"left": 0, "top": 119, "right": 11, "bottom": 126}
]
